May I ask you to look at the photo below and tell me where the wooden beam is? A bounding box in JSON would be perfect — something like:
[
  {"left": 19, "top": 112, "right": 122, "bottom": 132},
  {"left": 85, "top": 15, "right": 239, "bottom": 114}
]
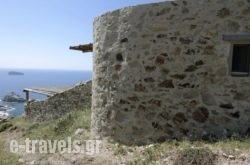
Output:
[
  {"left": 23, "top": 86, "right": 72, "bottom": 101},
  {"left": 24, "top": 90, "right": 29, "bottom": 102},
  {"left": 222, "top": 33, "right": 250, "bottom": 41},
  {"left": 69, "top": 43, "right": 93, "bottom": 53}
]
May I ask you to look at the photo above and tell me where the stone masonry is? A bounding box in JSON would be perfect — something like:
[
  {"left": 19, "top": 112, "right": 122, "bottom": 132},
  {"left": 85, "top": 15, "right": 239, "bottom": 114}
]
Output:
[
  {"left": 91, "top": 0, "right": 250, "bottom": 145},
  {"left": 25, "top": 81, "right": 92, "bottom": 121}
]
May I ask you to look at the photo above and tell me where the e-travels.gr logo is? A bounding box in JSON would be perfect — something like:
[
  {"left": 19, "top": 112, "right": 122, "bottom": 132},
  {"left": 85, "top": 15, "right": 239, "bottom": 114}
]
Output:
[{"left": 10, "top": 137, "right": 101, "bottom": 155}]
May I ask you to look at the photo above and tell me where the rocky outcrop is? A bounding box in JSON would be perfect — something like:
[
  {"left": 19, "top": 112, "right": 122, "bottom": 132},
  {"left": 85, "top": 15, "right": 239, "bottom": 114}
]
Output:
[
  {"left": 25, "top": 81, "right": 92, "bottom": 121},
  {"left": 0, "top": 111, "right": 9, "bottom": 120},
  {"left": 3, "top": 92, "right": 25, "bottom": 103},
  {"left": 0, "top": 105, "right": 10, "bottom": 121}
]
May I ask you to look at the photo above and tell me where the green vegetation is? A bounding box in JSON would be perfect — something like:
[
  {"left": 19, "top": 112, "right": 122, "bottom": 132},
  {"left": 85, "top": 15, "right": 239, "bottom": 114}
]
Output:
[
  {"left": 1, "top": 106, "right": 250, "bottom": 164},
  {"left": 54, "top": 108, "right": 91, "bottom": 135},
  {"left": 23, "top": 106, "right": 91, "bottom": 141},
  {"left": 174, "top": 147, "right": 215, "bottom": 165},
  {"left": 114, "top": 145, "right": 128, "bottom": 156},
  {"left": 126, "top": 143, "right": 168, "bottom": 165},
  {"left": 141, "top": 144, "right": 165, "bottom": 164},
  {"left": 0, "top": 106, "right": 91, "bottom": 165},
  {"left": 213, "top": 139, "right": 250, "bottom": 152},
  {"left": 0, "top": 122, "right": 13, "bottom": 132},
  {"left": 0, "top": 140, "right": 22, "bottom": 165},
  {"left": 126, "top": 139, "right": 250, "bottom": 165}
]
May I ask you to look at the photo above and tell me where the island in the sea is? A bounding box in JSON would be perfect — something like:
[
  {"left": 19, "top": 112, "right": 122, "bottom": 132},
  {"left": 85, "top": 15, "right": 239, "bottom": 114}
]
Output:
[
  {"left": 3, "top": 92, "right": 25, "bottom": 103},
  {"left": 8, "top": 71, "right": 24, "bottom": 75}
]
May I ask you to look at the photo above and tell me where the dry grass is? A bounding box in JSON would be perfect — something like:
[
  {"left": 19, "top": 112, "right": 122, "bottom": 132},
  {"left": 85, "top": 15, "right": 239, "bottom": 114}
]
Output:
[
  {"left": 1, "top": 107, "right": 250, "bottom": 164},
  {"left": 0, "top": 106, "right": 91, "bottom": 164}
]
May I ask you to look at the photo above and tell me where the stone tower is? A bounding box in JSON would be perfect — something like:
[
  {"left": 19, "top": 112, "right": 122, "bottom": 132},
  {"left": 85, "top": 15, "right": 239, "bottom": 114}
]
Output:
[{"left": 91, "top": 0, "right": 250, "bottom": 145}]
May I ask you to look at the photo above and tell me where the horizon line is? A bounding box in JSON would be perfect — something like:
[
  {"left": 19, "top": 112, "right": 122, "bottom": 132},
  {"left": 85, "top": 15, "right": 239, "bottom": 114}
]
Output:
[{"left": 0, "top": 67, "right": 92, "bottom": 72}]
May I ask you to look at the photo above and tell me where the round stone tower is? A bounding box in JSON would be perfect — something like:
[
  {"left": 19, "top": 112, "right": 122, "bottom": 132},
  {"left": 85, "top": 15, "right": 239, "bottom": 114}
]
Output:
[{"left": 91, "top": 0, "right": 250, "bottom": 145}]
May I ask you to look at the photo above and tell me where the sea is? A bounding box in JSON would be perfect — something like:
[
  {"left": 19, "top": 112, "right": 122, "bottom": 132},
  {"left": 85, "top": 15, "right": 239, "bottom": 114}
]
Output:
[{"left": 0, "top": 68, "right": 92, "bottom": 118}]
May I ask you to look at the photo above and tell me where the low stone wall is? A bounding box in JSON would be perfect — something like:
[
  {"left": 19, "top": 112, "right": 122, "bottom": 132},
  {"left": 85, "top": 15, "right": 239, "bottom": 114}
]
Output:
[{"left": 25, "top": 81, "right": 92, "bottom": 121}]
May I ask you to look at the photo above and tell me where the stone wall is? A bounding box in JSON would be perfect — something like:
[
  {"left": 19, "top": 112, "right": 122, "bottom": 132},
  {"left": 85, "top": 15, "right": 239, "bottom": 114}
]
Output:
[
  {"left": 91, "top": 0, "right": 250, "bottom": 145},
  {"left": 25, "top": 81, "right": 92, "bottom": 121}
]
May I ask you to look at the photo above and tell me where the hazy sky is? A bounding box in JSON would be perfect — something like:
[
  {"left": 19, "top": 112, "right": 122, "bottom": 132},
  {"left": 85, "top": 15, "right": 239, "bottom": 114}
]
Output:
[{"left": 0, "top": 0, "right": 164, "bottom": 71}]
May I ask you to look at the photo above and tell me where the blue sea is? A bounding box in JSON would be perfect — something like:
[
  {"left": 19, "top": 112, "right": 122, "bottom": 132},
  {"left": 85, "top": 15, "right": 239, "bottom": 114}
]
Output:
[{"left": 0, "top": 69, "right": 92, "bottom": 117}]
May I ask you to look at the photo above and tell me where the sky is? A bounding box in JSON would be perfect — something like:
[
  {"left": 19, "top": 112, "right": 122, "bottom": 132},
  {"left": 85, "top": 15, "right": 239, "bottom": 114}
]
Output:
[{"left": 0, "top": 0, "right": 165, "bottom": 71}]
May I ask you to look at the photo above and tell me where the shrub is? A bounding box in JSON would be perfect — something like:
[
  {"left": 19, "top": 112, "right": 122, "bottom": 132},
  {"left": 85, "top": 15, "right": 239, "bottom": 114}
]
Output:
[
  {"left": 174, "top": 147, "right": 216, "bottom": 165},
  {"left": 0, "top": 123, "right": 13, "bottom": 132}
]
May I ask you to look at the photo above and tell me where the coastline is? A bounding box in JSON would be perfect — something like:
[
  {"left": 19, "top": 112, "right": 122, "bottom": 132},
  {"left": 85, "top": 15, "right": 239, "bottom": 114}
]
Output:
[
  {"left": 0, "top": 104, "right": 15, "bottom": 120},
  {"left": 0, "top": 69, "right": 92, "bottom": 118}
]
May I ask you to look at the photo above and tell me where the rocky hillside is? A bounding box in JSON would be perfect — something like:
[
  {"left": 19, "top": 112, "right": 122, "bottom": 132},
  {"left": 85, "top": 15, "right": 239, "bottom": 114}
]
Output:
[{"left": 25, "top": 81, "right": 92, "bottom": 121}]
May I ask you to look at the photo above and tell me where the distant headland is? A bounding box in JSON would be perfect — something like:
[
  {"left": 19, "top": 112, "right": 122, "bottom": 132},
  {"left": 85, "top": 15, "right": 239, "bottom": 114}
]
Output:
[{"left": 8, "top": 71, "right": 24, "bottom": 75}]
